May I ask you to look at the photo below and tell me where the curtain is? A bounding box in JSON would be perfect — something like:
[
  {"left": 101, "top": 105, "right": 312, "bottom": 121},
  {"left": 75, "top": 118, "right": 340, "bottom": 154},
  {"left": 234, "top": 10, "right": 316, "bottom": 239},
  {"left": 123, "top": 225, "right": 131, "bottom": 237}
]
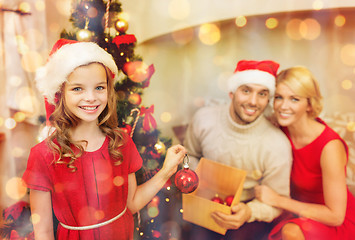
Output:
[{"left": 0, "top": 0, "right": 46, "bottom": 215}]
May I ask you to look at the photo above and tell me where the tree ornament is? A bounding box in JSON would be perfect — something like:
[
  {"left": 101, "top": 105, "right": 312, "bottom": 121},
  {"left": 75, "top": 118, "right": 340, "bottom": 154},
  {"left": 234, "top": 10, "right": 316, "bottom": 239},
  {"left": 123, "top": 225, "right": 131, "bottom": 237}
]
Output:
[
  {"left": 154, "top": 140, "right": 166, "bottom": 155},
  {"left": 128, "top": 92, "right": 142, "bottom": 105},
  {"left": 115, "top": 18, "right": 128, "bottom": 33},
  {"left": 211, "top": 194, "right": 224, "bottom": 204},
  {"left": 76, "top": 18, "right": 93, "bottom": 42},
  {"left": 224, "top": 195, "right": 234, "bottom": 206},
  {"left": 122, "top": 61, "right": 155, "bottom": 83},
  {"left": 140, "top": 105, "right": 157, "bottom": 132},
  {"left": 76, "top": 28, "right": 93, "bottom": 41},
  {"left": 175, "top": 154, "right": 199, "bottom": 193}
]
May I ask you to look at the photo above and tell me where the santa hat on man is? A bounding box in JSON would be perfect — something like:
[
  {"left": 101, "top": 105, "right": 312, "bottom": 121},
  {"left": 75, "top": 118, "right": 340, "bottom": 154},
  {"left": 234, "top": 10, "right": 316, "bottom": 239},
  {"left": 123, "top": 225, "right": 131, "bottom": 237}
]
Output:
[
  {"left": 227, "top": 60, "right": 279, "bottom": 97},
  {"left": 35, "top": 39, "right": 119, "bottom": 138}
]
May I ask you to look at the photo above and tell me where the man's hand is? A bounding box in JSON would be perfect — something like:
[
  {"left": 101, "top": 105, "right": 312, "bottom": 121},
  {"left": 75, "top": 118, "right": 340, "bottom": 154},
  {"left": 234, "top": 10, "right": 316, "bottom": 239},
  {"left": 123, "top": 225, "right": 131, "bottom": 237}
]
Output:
[{"left": 210, "top": 202, "right": 251, "bottom": 229}]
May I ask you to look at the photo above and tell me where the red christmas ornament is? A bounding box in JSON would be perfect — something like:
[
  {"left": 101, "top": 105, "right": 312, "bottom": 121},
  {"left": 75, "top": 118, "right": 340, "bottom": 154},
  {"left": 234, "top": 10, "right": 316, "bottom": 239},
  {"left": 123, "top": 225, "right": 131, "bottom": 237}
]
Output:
[
  {"left": 175, "top": 155, "right": 199, "bottom": 193},
  {"left": 224, "top": 195, "right": 234, "bottom": 206},
  {"left": 211, "top": 194, "right": 224, "bottom": 204},
  {"left": 122, "top": 61, "right": 155, "bottom": 83},
  {"left": 128, "top": 92, "right": 142, "bottom": 105}
]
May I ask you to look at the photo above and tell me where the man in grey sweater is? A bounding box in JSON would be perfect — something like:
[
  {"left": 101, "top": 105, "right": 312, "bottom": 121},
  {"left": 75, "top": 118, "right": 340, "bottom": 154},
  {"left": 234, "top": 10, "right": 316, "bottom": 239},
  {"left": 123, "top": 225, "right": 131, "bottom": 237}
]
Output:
[{"left": 183, "top": 60, "right": 292, "bottom": 240}]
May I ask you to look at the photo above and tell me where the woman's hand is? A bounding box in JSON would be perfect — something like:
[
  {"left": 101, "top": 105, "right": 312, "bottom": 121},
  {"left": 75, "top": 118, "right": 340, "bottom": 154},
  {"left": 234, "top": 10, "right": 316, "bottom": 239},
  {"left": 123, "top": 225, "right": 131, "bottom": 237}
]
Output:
[
  {"left": 161, "top": 144, "right": 186, "bottom": 178},
  {"left": 254, "top": 185, "right": 280, "bottom": 207}
]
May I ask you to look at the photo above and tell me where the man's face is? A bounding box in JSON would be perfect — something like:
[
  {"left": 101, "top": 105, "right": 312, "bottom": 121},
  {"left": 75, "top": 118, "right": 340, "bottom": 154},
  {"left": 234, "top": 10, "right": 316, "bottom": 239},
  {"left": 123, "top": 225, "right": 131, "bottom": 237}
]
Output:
[{"left": 229, "top": 84, "right": 270, "bottom": 125}]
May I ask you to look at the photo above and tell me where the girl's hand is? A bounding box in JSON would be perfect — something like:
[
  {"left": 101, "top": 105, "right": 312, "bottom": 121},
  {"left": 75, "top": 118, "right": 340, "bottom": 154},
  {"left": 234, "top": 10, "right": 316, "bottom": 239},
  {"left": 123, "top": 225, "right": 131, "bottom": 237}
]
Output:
[
  {"left": 161, "top": 144, "right": 186, "bottom": 178},
  {"left": 254, "top": 185, "right": 279, "bottom": 207}
]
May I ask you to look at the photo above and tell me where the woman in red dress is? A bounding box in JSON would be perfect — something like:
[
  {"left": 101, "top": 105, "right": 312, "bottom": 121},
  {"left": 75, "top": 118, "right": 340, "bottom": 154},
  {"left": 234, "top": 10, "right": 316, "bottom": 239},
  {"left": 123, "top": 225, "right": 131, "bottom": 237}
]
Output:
[
  {"left": 255, "top": 66, "right": 355, "bottom": 239},
  {"left": 22, "top": 39, "right": 186, "bottom": 240}
]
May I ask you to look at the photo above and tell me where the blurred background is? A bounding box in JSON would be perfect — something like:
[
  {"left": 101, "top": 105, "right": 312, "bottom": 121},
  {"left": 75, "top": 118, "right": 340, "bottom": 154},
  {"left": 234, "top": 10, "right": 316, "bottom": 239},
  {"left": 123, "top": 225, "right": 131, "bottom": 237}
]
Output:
[{"left": 1, "top": 0, "right": 355, "bottom": 239}]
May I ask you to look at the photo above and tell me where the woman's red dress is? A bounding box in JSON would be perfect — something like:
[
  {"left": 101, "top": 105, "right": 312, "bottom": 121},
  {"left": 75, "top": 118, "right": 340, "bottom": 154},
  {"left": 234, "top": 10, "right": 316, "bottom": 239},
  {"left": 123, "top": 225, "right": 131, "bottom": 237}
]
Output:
[
  {"left": 269, "top": 119, "right": 355, "bottom": 240},
  {"left": 23, "top": 133, "right": 142, "bottom": 240}
]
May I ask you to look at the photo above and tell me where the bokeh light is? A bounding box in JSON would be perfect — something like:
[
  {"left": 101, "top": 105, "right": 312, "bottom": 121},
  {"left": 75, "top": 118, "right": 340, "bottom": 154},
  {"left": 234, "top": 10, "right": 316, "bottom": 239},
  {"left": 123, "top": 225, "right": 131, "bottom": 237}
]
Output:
[
  {"left": 78, "top": 206, "right": 97, "bottom": 223},
  {"left": 147, "top": 159, "right": 159, "bottom": 170},
  {"left": 340, "top": 44, "right": 355, "bottom": 66},
  {"left": 12, "top": 147, "right": 24, "bottom": 158},
  {"left": 334, "top": 14, "right": 346, "bottom": 27},
  {"left": 299, "top": 18, "right": 321, "bottom": 40},
  {"left": 160, "top": 112, "right": 172, "bottom": 123},
  {"left": 19, "top": 2, "right": 31, "bottom": 13},
  {"left": 151, "top": 196, "right": 160, "bottom": 205},
  {"left": 9, "top": 75, "right": 23, "bottom": 87},
  {"left": 312, "top": 0, "right": 323, "bottom": 10},
  {"left": 14, "top": 111, "right": 26, "bottom": 122},
  {"left": 56, "top": 0, "right": 72, "bottom": 17},
  {"left": 94, "top": 210, "right": 105, "bottom": 220},
  {"left": 6, "top": 177, "right": 27, "bottom": 200},
  {"left": 265, "top": 17, "right": 278, "bottom": 29},
  {"left": 168, "top": 0, "right": 190, "bottom": 20},
  {"left": 341, "top": 79, "right": 352, "bottom": 90},
  {"left": 5, "top": 118, "right": 16, "bottom": 129},
  {"left": 113, "top": 176, "right": 124, "bottom": 187},
  {"left": 147, "top": 205, "right": 159, "bottom": 218},
  {"left": 31, "top": 213, "right": 41, "bottom": 225},
  {"left": 87, "top": 5, "right": 98, "bottom": 18},
  {"left": 15, "top": 87, "right": 40, "bottom": 112},
  {"left": 35, "top": 0, "right": 45, "bottom": 11},
  {"left": 286, "top": 19, "right": 303, "bottom": 40},
  {"left": 347, "top": 121, "right": 355, "bottom": 132},
  {"left": 235, "top": 16, "right": 247, "bottom": 27},
  {"left": 198, "top": 23, "right": 220, "bottom": 45},
  {"left": 171, "top": 27, "right": 194, "bottom": 45},
  {"left": 16, "top": 35, "right": 28, "bottom": 55},
  {"left": 21, "top": 51, "right": 43, "bottom": 72}
]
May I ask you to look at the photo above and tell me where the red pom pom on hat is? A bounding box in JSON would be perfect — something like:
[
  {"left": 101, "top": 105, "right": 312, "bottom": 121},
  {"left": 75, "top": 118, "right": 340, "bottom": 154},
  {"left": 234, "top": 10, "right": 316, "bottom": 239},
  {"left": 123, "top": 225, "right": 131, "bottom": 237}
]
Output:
[{"left": 227, "top": 60, "right": 280, "bottom": 96}]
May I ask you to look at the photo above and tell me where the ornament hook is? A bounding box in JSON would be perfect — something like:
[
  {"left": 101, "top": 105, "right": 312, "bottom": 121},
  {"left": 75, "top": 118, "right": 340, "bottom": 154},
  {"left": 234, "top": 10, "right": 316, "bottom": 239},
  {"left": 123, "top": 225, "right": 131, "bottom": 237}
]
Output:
[{"left": 183, "top": 154, "right": 190, "bottom": 168}]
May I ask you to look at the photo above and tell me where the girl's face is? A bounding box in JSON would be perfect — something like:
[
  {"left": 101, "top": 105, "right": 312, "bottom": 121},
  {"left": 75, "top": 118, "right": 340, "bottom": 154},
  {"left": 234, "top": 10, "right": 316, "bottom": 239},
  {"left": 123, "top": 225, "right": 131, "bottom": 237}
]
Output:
[
  {"left": 273, "top": 82, "right": 310, "bottom": 127},
  {"left": 64, "top": 63, "right": 108, "bottom": 125}
]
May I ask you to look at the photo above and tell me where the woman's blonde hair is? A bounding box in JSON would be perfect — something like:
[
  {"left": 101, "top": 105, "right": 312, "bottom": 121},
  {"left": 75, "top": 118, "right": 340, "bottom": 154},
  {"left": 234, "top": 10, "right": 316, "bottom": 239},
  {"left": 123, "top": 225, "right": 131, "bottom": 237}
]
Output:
[
  {"left": 276, "top": 66, "right": 323, "bottom": 118},
  {"left": 47, "top": 62, "right": 124, "bottom": 171}
]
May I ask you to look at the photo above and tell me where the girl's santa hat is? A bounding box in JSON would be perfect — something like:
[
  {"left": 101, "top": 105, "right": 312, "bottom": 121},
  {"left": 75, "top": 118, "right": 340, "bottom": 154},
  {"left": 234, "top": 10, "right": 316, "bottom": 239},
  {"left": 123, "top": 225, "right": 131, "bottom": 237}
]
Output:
[
  {"left": 36, "top": 38, "right": 119, "bottom": 105},
  {"left": 227, "top": 60, "right": 279, "bottom": 96},
  {"left": 36, "top": 39, "right": 119, "bottom": 139}
]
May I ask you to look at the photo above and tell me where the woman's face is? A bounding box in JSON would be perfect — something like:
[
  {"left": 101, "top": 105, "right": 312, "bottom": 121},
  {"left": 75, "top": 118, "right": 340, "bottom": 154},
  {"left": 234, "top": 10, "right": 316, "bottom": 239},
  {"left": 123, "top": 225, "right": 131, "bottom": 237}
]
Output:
[
  {"left": 64, "top": 63, "right": 108, "bottom": 125},
  {"left": 273, "top": 82, "right": 310, "bottom": 127}
]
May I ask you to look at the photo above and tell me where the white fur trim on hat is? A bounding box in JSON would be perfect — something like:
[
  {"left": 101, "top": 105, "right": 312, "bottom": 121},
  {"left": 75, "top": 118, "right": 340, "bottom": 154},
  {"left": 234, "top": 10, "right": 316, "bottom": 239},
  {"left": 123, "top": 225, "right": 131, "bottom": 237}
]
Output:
[
  {"left": 227, "top": 69, "right": 276, "bottom": 97},
  {"left": 36, "top": 42, "right": 118, "bottom": 104}
]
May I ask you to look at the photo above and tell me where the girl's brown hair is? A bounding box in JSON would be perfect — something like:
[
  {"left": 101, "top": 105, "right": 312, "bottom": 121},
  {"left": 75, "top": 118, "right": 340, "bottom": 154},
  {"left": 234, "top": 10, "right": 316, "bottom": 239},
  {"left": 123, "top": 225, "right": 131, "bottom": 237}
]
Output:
[{"left": 47, "top": 62, "right": 125, "bottom": 171}]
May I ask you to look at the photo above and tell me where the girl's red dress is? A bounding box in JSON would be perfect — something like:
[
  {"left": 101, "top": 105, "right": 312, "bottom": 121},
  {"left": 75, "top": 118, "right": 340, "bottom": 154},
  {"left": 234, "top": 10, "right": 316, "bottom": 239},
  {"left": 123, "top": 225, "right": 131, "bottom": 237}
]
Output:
[
  {"left": 22, "top": 133, "right": 142, "bottom": 240},
  {"left": 269, "top": 119, "right": 355, "bottom": 240}
]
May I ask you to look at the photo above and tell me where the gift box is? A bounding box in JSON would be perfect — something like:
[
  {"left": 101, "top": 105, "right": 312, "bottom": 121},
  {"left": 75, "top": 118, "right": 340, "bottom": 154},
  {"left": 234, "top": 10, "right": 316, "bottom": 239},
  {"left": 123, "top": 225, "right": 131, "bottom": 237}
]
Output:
[{"left": 182, "top": 157, "right": 247, "bottom": 235}]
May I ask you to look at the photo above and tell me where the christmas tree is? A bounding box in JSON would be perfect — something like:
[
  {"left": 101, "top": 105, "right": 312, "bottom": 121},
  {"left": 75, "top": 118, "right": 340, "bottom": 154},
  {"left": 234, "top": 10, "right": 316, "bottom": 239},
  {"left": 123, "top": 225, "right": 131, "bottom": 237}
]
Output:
[{"left": 60, "top": 0, "right": 183, "bottom": 239}]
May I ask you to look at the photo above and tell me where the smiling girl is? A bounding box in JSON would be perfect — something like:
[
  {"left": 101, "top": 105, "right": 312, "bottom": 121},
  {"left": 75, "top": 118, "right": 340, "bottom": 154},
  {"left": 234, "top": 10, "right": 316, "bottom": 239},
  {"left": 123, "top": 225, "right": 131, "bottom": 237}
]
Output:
[{"left": 23, "top": 39, "right": 186, "bottom": 240}]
